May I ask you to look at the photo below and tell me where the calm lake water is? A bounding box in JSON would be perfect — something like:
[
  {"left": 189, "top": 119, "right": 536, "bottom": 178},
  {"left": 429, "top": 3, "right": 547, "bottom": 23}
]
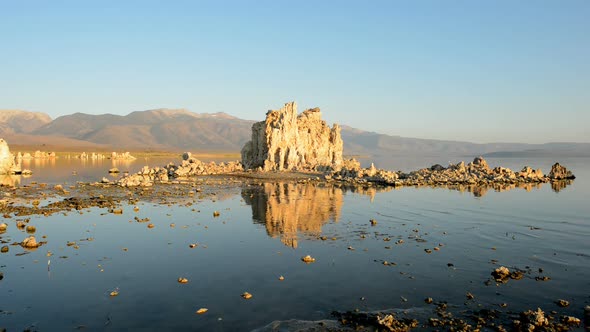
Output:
[{"left": 1, "top": 156, "right": 589, "bottom": 331}]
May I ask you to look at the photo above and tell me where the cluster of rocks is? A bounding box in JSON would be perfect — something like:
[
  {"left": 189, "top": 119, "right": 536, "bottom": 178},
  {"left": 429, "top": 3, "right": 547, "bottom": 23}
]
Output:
[
  {"left": 71, "top": 151, "right": 136, "bottom": 160},
  {"left": 110, "top": 151, "right": 136, "bottom": 160},
  {"left": 329, "top": 156, "right": 575, "bottom": 187},
  {"left": 116, "top": 152, "right": 242, "bottom": 187},
  {"left": 74, "top": 152, "right": 106, "bottom": 160},
  {"left": 241, "top": 102, "right": 344, "bottom": 172},
  {"left": 0, "top": 139, "right": 31, "bottom": 175},
  {"left": 16, "top": 151, "right": 56, "bottom": 159}
]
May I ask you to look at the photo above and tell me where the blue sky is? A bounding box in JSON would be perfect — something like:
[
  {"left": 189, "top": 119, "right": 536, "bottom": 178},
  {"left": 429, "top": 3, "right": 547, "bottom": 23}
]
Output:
[{"left": 1, "top": 1, "right": 588, "bottom": 143}]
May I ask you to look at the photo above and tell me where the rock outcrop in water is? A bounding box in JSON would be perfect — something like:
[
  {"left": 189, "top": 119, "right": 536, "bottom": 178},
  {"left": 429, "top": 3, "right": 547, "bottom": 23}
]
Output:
[
  {"left": 117, "top": 152, "right": 242, "bottom": 187},
  {"left": 548, "top": 163, "right": 575, "bottom": 180},
  {"left": 0, "top": 139, "right": 27, "bottom": 175},
  {"left": 330, "top": 157, "right": 575, "bottom": 188},
  {"left": 0, "top": 139, "right": 16, "bottom": 174},
  {"left": 241, "top": 102, "right": 343, "bottom": 171}
]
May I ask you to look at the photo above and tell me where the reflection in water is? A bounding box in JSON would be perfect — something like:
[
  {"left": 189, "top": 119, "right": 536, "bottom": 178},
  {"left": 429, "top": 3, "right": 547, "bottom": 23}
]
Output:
[
  {"left": 550, "top": 180, "right": 573, "bottom": 193},
  {"left": 242, "top": 183, "right": 342, "bottom": 247},
  {"left": 242, "top": 182, "right": 392, "bottom": 247},
  {"left": 0, "top": 174, "right": 21, "bottom": 187},
  {"left": 421, "top": 181, "right": 573, "bottom": 197}
]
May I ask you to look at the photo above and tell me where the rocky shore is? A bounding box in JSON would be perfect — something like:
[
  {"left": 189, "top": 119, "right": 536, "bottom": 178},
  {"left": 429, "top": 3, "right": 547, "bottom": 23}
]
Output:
[{"left": 112, "top": 102, "right": 576, "bottom": 188}]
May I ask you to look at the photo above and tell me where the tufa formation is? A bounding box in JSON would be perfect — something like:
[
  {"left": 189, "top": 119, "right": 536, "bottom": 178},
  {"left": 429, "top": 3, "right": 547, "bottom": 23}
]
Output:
[{"left": 241, "top": 102, "right": 343, "bottom": 171}]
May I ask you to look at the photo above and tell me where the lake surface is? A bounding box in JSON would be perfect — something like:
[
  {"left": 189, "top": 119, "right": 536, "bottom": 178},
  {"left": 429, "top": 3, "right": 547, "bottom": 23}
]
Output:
[{"left": 1, "top": 156, "right": 589, "bottom": 331}]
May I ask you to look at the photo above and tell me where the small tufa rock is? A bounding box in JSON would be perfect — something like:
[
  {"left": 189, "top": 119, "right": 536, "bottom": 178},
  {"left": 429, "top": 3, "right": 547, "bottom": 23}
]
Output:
[
  {"left": 556, "top": 299, "right": 569, "bottom": 307},
  {"left": 1, "top": 245, "right": 8, "bottom": 253},
  {"left": 370, "top": 219, "right": 378, "bottom": 226},
  {"left": 301, "top": 255, "right": 316, "bottom": 263},
  {"left": 241, "top": 292, "right": 253, "bottom": 300},
  {"left": 492, "top": 266, "right": 510, "bottom": 282},
  {"left": 21, "top": 236, "right": 40, "bottom": 248},
  {"left": 110, "top": 290, "right": 119, "bottom": 297},
  {"left": 177, "top": 277, "right": 189, "bottom": 284},
  {"left": 26, "top": 225, "right": 36, "bottom": 233},
  {"left": 213, "top": 211, "right": 220, "bottom": 217},
  {"left": 0, "top": 223, "right": 7, "bottom": 232},
  {"left": 147, "top": 223, "right": 155, "bottom": 229},
  {"left": 196, "top": 308, "right": 208, "bottom": 314},
  {"left": 548, "top": 163, "right": 575, "bottom": 180}
]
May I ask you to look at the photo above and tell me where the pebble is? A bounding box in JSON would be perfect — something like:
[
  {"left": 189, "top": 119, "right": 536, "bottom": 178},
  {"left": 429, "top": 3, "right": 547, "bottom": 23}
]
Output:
[{"left": 241, "top": 292, "right": 253, "bottom": 299}]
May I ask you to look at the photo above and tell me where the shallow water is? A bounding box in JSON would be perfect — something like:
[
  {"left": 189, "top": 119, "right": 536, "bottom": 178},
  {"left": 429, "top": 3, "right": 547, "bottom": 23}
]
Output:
[{"left": 0, "top": 157, "right": 589, "bottom": 331}]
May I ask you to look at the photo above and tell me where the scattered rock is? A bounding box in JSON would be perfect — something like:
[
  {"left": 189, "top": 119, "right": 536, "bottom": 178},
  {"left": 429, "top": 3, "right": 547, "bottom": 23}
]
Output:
[
  {"left": 241, "top": 292, "right": 253, "bottom": 300},
  {"left": 301, "top": 255, "right": 316, "bottom": 263},
  {"left": 492, "top": 266, "right": 511, "bottom": 282},
  {"left": 25, "top": 225, "right": 36, "bottom": 233},
  {"left": 21, "top": 236, "right": 40, "bottom": 248},
  {"left": 177, "top": 277, "right": 188, "bottom": 284},
  {"left": 1, "top": 245, "right": 8, "bottom": 253},
  {"left": 556, "top": 299, "right": 569, "bottom": 307},
  {"left": 196, "top": 308, "right": 208, "bottom": 314},
  {"left": 0, "top": 223, "right": 6, "bottom": 232}
]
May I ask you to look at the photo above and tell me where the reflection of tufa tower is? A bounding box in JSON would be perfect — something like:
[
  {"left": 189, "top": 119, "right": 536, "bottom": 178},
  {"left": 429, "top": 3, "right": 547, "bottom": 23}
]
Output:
[{"left": 242, "top": 182, "right": 343, "bottom": 248}]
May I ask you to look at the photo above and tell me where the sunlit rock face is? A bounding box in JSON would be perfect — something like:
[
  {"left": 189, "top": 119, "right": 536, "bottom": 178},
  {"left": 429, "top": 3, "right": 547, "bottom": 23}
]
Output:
[
  {"left": 241, "top": 102, "right": 343, "bottom": 171},
  {"left": 0, "top": 139, "right": 16, "bottom": 175},
  {"left": 242, "top": 182, "right": 344, "bottom": 247}
]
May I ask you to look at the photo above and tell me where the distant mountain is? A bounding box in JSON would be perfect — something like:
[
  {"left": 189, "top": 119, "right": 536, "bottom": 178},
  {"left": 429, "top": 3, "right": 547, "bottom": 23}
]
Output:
[
  {"left": 0, "top": 110, "right": 52, "bottom": 135},
  {"left": 31, "top": 109, "right": 255, "bottom": 151},
  {"left": 1, "top": 109, "right": 589, "bottom": 162}
]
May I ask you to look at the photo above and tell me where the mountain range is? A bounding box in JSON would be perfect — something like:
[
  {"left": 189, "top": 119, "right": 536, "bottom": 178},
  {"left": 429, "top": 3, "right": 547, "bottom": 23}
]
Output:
[{"left": 1, "top": 109, "right": 589, "bottom": 167}]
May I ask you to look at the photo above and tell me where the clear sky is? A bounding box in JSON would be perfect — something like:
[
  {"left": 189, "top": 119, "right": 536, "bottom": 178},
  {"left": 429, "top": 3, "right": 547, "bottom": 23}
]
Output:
[{"left": 1, "top": 1, "right": 588, "bottom": 143}]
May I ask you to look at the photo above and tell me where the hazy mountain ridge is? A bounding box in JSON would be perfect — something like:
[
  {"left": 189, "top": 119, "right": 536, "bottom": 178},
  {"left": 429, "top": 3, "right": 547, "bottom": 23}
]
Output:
[
  {"left": 0, "top": 110, "right": 52, "bottom": 135},
  {"left": 28, "top": 109, "right": 255, "bottom": 151},
  {"left": 1, "top": 109, "right": 589, "bottom": 159}
]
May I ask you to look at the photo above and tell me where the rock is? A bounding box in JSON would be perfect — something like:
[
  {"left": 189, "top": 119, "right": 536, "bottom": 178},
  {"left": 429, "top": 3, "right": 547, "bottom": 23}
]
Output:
[
  {"left": 301, "top": 255, "right": 316, "bottom": 263},
  {"left": 177, "top": 277, "right": 188, "bottom": 283},
  {"left": 241, "top": 292, "right": 253, "bottom": 299},
  {"left": 0, "top": 139, "right": 17, "bottom": 175},
  {"left": 195, "top": 308, "right": 208, "bottom": 314},
  {"left": 241, "top": 102, "right": 343, "bottom": 171},
  {"left": 376, "top": 314, "right": 419, "bottom": 331},
  {"left": 472, "top": 156, "right": 489, "bottom": 170},
  {"left": 556, "top": 299, "right": 569, "bottom": 307},
  {"left": 0, "top": 223, "right": 6, "bottom": 232},
  {"left": 548, "top": 163, "right": 575, "bottom": 180},
  {"left": 492, "top": 266, "right": 510, "bottom": 281},
  {"left": 108, "top": 168, "right": 120, "bottom": 174},
  {"left": 21, "top": 236, "right": 40, "bottom": 248},
  {"left": 1, "top": 245, "right": 8, "bottom": 253},
  {"left": 25, "top": 225, "right": 36, "bottom": 233}
]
